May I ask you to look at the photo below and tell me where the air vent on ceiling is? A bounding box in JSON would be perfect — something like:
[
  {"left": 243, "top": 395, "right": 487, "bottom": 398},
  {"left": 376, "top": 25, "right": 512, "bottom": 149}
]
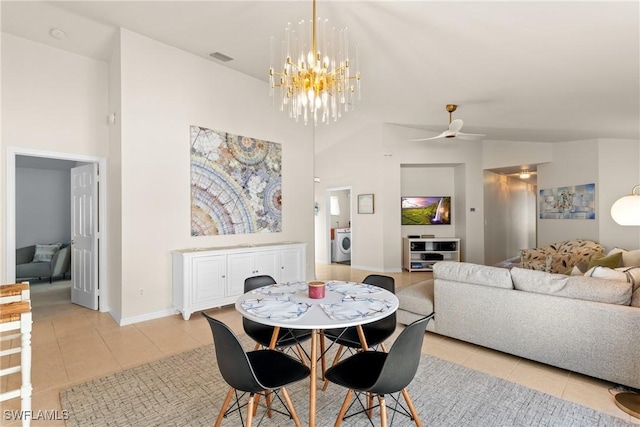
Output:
[{"left": 209, "top": 52, "right": 234, "bottom": 62}]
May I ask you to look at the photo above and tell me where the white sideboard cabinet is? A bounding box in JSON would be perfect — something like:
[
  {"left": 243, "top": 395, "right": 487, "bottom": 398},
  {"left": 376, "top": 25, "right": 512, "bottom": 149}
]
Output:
[{"left": 172, "top": 242, "right": 307, "bottom": 320}]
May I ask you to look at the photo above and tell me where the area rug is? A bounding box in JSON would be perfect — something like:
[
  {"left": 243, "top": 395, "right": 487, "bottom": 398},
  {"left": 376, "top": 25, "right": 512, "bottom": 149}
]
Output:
[{"left": 60, "top": 341, "right": 634, "bottom": 427}]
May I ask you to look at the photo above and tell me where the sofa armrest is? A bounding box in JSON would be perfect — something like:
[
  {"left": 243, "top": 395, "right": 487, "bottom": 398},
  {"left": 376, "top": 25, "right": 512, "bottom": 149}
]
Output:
[
  {"left": 16, "top": 245, "right": 36, "bottom": 265},
  {"left": 51, "top": 246, "right": 71, "bottom": 277}
]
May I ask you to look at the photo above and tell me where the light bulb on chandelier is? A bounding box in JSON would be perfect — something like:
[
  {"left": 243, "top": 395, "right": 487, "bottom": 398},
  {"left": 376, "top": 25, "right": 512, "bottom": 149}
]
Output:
[{"left": 269, "top": 0, "right": 361, "bottom": 126}]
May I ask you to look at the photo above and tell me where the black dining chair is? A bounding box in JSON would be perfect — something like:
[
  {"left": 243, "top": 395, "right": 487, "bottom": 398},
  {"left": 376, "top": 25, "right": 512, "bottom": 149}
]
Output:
[
  {"left": 202, "top": 312, "right": 310, "bottom": 427},
  {"left": 321, "top": 274, "right": 397, "bottom": 389},
  {"left": 324, "top": 314, "right": 433, "bottom": 427},
  {"left": 243, "top": 275, "right": 312, "bottom": 362}
]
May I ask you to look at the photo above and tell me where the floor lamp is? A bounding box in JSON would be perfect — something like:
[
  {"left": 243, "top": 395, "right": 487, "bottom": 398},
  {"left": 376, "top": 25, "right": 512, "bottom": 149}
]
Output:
[{"left": 610, "top": 185, "right": 640, "bottom": 418}]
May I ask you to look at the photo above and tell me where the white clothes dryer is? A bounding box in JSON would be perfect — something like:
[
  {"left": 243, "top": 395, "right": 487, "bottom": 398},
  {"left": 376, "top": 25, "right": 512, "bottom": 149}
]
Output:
[{"left": 332, "top": 228, "right": 351, "bottom": 263}]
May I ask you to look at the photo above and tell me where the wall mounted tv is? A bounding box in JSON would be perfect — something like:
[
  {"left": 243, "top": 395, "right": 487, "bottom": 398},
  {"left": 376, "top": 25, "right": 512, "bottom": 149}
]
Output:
[{"left": 401, "top": 196, "right": 451, "bottom": 225}]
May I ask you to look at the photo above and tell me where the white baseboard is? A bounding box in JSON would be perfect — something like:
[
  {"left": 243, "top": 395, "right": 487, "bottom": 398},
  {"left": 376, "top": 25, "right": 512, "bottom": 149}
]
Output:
[
  {"left": 118, "top": 308, "right": 180, "bottom": 326},
  {"left": 350, "top": 264, "right": 402, "bottom": 273}
]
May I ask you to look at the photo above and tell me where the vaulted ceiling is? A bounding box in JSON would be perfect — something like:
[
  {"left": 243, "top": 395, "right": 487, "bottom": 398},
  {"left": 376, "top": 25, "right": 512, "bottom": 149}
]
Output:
[{"left": 2, "top": 1, "right": 639, "bottom": 143}]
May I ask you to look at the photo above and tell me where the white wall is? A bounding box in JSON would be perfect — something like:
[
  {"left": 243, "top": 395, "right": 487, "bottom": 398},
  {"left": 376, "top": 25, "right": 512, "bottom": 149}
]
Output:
[
  {"left": 483, "top": 171, "right": 536, "bottom": 265},
  {"left": 2, "top": 30, "right": 314, "bottom": 324},
  {"left": 15, "top": 167, "right": 72, "bottom": 248},
  {"left": 314, "top": 122, "right": 486, "bottom": 272},
  {"left": 536, "top": 139, "right": 640, "bottom": 250},
  {"left": 1, "top": 33, "right": 109, "bottom": 281},
  {"left": 117, "top": 29, "right": 313, "bottom": 323},
  {"left": 537, "top": 140, "right": 600, "bottom": 245}
]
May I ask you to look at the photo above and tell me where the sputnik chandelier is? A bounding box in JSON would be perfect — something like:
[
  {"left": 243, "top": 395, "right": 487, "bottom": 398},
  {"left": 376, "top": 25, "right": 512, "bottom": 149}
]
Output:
[{"left": 269, "top": 0, "right": 361, "bottom": 125}]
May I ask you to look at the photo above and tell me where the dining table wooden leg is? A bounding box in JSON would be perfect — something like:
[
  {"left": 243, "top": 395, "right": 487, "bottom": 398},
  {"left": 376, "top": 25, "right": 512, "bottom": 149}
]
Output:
[
  {"left": 268, "top": 326, "right": 280, "bottom": 349},
  {"left": 310, "top": 329, "right": 318, "bottom": 427},
  {"left": 356, "top": 325, "right": 369, "bottom": 350}
]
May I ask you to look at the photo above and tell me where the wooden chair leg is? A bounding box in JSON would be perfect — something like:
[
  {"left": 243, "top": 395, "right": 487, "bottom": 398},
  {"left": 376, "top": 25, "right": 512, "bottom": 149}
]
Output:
[
  {"left": 280, "top": 386, "right": 302, "bottom": 427},
  {"left": 295, "top": 344, "right": 308, "bottom": 366},
  {"left": 378, "top": 395, "right": 388, "bottom": 427},
  {"left": 322, "top": 345, "right": 344, "bottom": 391},
  {"left": 246, "top": 393, "right": 255, "bottom": 427},
  {"left": 215, "top": 388, "right": 235, "bottom": 427},
  {"left": 334, "top": 389, "right": 354, "bottom": 427},
  {"left": 265, "top": 390, "right": 273, "bottom": 418},
  {"left": 367, "top": 392, "right": 374, "bottom": 419},
  {"left": 401, "top": 388, "right": 423, "bottom": 427}
]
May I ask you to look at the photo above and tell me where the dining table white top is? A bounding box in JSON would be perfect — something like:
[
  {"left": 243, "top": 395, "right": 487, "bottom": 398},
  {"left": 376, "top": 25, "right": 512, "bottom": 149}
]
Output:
[{"left": 235, "top": 280, "right": 399, "bottom": 330}]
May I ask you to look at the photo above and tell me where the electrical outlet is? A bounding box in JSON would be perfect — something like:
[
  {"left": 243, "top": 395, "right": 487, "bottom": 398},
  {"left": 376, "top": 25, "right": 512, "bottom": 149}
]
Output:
[{"left": 139, "top": 288, "right": 144, "bottom": 296}]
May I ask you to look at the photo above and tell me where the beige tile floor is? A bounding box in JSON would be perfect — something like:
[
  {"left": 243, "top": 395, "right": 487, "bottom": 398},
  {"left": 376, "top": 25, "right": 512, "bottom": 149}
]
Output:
[{"left": 1, "top": 264, "right": 638, "bottom": 426}]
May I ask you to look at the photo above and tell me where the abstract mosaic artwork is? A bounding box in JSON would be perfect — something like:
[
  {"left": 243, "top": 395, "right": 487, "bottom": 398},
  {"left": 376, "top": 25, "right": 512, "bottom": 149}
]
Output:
[
  {"left": 190, "top": 126, "right": 282, "bottom": 235},
  {"left": 539, "top": 183, "right": 596, "bottom": 219}
]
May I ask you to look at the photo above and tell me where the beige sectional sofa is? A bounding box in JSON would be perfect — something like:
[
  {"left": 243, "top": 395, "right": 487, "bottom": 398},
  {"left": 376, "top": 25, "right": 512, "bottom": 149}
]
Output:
[{"left": 397, "top": 261, "right": 640, "bottom": 389}]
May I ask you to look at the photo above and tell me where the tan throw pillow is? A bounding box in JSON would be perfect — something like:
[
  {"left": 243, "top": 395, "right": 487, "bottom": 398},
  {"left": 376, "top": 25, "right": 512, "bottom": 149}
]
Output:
[
  {"left": 607, "top": 247, "right": 640, "bottom": 267},
  {"left": 587, "top": 252, "right": 622, "bottom": 269}
]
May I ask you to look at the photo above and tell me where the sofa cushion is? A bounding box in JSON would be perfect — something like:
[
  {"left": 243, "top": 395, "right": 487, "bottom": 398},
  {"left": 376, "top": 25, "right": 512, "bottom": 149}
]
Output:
[
  {"left": 32, "top": 243, "right": 61, "bottom": 263},
  {"left": 511, "top": 267, "right": 632, "bottom": 305},
  {"left": 433, "top": 261, "right": 513, "bottom": 289},
  {"left": 397, "top": 280, "right": 434, "bottom": 316},
  {"left": 584, "top": 266, "right": 640, "bottom": 308}
]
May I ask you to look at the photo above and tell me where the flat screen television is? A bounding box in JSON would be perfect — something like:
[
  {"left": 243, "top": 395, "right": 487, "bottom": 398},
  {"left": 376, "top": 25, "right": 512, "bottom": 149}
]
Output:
[{"left": 401, "top": 196, "right": 451, "bottom": 225}]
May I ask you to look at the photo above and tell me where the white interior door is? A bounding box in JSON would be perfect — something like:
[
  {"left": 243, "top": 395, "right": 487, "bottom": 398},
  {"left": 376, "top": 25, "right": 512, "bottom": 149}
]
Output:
[{"left": 71, "top": 164, "right": 99, "bottom": 309}]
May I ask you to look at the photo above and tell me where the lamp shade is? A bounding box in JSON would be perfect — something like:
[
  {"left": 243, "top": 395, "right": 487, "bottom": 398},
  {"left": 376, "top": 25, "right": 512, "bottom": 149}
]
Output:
[{"left": 611, "top": 185, "right": 640, "bottom": 226}]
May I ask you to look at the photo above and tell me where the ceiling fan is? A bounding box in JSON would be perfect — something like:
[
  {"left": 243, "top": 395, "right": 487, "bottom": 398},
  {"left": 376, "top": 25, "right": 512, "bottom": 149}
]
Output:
[{"left": 411, "top": 104, "right": 486, "bottom": 141}]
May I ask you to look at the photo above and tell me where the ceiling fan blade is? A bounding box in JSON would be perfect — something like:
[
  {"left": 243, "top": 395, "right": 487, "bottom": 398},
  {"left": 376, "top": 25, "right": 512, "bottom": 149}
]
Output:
[
  {"left": 448, "top": 119, "right": 464, "bottom": 134},
  {"left": 455, "top": 132, "right": 487, "bottom": 140},
  {"left": 410, "top": 131, "right": 449, "bottom": 141}
]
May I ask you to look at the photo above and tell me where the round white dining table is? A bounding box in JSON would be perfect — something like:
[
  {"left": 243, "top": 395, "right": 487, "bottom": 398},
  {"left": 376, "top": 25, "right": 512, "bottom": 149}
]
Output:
[{"left": 235, "top": 280, "right": 399, "bottom": 427}]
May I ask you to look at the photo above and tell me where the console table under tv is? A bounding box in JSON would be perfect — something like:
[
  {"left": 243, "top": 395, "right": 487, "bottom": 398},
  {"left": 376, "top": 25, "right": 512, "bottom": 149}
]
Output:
[{"left": 402, "top": 237, "right": 460, "bottom": 272}]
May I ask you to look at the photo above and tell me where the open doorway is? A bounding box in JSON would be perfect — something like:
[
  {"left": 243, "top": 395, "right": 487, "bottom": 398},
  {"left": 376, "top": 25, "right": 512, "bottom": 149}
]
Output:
[
  {"left": 326, "top": 187, "right": 352, "bottom": 265},
  {"left": 5, "top": 147, "right": 108, "bottom": 312}
]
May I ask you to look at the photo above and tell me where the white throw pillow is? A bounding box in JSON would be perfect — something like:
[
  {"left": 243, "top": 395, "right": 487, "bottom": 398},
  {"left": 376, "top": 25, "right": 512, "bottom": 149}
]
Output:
[
  {"left": 584, "top": 265, "right": 627, "bottom": 282},
  {"left": 569, "top": 266, "right": 584, "bottom": 276}
]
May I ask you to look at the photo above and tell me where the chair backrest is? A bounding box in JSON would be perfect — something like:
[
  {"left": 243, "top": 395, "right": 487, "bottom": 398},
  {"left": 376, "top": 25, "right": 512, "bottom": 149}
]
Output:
[
  {"left": 362, "top": 274, "right": 396, "bottom": 329},
  {"left": 243, "top": 275, "right": 277, "bottom": 334},
  {"left": 362, "top": 274, "right": 395, "bottom": 293},
  {"left": 244, "top": 275, "right": 277, "bottom": 293},
  {"left": 202, "top": 312, "right": 264, "bottom": 393},
  {"left": 370, "top": 315, "right": 433, "bottom": 394}
]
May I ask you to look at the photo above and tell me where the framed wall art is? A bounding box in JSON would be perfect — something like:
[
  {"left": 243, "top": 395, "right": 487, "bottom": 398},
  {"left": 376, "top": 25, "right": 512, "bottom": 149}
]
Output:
[
  {"left": 190, "top": 126, "right": 282, "bottom": 235},
  {"left": 539, "top": 183, "right": 595, "bottom": 220},
  {"left": 358, "top": 194, "right": 374, "bottom": 214}
]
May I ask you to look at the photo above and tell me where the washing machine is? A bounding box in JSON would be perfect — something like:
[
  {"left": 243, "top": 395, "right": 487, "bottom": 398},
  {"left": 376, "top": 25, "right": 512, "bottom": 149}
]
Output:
[{"left": 332, "top": 228, "right": 351, "bottom": 263}]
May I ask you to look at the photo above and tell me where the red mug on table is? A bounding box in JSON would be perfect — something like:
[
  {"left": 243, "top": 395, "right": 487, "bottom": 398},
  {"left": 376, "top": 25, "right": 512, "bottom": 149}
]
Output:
[{"left": 308, "top": 281, "right": 326, "bottom": 299}]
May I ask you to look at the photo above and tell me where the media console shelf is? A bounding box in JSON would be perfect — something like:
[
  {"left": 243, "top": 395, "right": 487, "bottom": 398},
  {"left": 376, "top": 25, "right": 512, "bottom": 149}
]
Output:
[{"left": 402, "top": 237, "right": 460, "bottom": 272}]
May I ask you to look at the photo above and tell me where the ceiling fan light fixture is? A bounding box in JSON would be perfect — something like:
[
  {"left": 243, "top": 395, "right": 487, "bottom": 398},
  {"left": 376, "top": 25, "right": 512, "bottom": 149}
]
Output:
[{"left": 410, "top": 104, "right": 486, "bottom": 142}]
